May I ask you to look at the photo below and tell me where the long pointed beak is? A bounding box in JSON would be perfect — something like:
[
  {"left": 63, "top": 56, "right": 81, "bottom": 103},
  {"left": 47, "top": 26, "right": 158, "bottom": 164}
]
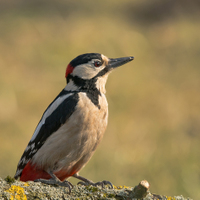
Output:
[{"left": 107, "top": 56, "right": 134, "bottom": 70}]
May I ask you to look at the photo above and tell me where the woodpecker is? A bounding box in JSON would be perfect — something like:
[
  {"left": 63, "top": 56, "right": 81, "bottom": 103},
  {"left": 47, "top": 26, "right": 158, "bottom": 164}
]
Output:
[{"left": 14, "top": 53, "right": 134, "bottom": 191}]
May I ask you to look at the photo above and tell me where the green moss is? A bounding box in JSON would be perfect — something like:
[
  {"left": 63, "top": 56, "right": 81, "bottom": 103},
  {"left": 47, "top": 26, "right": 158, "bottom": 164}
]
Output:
[
  {"left": 85, "top": 185, "right": 99, "bottom": 192},
  {"left": 105, "top": 193, "right": 116, "bottom": 198},
  {"left": 4, "top": 176, "right": 15, "bottom": 185}
]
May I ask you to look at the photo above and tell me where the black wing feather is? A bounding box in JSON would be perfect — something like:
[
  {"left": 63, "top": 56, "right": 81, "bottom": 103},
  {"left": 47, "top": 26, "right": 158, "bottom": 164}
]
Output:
[
  {"left": 15, "top": 91, "right": 79, "bottom": 178},
  {"left": 32, "top": 92, "right": 79, "bottom": 148}
]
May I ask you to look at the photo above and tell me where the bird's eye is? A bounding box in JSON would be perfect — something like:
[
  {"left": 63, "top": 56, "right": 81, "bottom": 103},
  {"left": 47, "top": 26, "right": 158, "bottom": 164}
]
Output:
[{"left": 94, "top": 61, "right": 102, "bottom": 67}]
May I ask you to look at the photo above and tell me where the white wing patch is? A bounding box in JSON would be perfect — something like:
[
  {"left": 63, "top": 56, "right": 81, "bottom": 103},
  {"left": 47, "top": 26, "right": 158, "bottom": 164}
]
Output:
[
  {"left": 25, "top": 142, "right": 35, "bottom": 151},
  {"left": 30, "top": 93, "right": 73, "bottom": 142},
  {"left": 14, "top": 92, "right": 75, "bottom": 179}
]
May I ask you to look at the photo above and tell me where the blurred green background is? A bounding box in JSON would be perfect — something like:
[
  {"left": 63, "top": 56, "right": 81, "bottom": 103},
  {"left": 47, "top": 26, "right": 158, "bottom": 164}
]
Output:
[{"left": 0, "top": 0, "right": 200, "bottom": 199}]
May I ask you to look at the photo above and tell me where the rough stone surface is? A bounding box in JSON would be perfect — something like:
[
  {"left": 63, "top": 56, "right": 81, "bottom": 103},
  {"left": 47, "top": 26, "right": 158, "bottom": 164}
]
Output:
[{"left": 0, "top": 177, "right": 193, "bottom": 200}]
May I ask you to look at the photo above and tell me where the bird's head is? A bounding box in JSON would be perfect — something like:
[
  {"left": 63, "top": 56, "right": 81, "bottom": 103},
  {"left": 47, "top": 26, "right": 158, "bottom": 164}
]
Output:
[{"left": 65, "top": 53, "right": 134, "bottom": 92}]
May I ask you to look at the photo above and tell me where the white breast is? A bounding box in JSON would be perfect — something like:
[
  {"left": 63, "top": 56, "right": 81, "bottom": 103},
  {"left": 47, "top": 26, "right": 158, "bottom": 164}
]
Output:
[{"left": 32, "top": 92, "right": 108, "bottom": 174}]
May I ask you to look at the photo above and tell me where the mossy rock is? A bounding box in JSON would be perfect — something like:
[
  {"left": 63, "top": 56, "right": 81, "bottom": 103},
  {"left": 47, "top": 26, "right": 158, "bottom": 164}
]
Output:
[{"left": 0, "top": 177, "right": 192, "bottom": 200}]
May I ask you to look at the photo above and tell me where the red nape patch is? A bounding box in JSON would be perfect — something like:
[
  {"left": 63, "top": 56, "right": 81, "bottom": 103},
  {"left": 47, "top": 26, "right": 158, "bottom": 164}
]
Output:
[
  {"left": 20, "top": 162, "right": 51, "bottom": 182},
  {"left": 65, "top": 64, "right": 74, "bottom": 78}
]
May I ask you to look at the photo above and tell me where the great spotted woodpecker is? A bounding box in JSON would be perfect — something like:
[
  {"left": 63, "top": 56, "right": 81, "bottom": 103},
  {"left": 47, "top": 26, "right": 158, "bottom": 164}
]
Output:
[{"left": 14, "top": 53, "right": 134, "bottom": 191}]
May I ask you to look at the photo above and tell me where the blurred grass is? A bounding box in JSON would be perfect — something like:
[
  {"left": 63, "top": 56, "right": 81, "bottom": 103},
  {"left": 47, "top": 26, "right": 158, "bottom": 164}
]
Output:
[{"left": 0, "top": 0, "right": 200, "bottom": 199}]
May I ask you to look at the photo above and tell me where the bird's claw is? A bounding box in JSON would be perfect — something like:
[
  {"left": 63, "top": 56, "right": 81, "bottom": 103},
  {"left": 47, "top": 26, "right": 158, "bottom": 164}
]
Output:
[
  {"left": 101, "top": 180, "right": 113, "bottom": 189},
  {"left": 59, "top": 180, "right": 73, "bottom": 189}
]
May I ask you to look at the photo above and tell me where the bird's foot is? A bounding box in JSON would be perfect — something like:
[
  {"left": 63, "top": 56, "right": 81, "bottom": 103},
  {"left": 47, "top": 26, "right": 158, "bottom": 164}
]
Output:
[
  {"left": 34, "top": 171, "right": 73, "bottom": 193},
  {"left": 73, "top": 173, "right": 113, "bottom": 189}
]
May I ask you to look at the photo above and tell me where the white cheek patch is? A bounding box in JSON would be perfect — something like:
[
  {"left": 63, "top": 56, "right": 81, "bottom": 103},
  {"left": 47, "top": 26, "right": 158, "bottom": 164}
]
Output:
[{"left": 72, "top": 63, "right": 104, "bottom": 79}]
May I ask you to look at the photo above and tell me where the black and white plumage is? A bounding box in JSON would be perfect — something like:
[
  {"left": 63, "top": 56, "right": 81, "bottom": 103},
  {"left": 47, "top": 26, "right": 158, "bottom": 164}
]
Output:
[
  {"left": 15, "top": 90, "right": 79, "bottom": 178},
  {"left": 14, "top": 53, "right": 134, "bottom": 188}
]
